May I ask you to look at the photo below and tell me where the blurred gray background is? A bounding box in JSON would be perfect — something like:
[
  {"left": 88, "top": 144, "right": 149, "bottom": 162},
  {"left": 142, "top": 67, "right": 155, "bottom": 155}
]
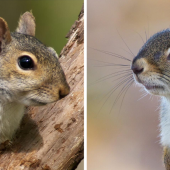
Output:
[
  {"left": 0, "top": 1, "right": 83, "bottom": 170},
  {"left": 87, "top": 0, "right": 170, "bottom": 170}
]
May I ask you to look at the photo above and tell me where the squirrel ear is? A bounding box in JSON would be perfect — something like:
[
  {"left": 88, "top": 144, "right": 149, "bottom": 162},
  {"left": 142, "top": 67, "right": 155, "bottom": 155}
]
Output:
[
  {"left": 48, "top": 47, "right": 59, "bottom": 58},
  {"left": 16, "top": 12, "right": 36, "bottom": 36},
  {"left": 0, "top": 18, "right": 11, "bottom": 52}
]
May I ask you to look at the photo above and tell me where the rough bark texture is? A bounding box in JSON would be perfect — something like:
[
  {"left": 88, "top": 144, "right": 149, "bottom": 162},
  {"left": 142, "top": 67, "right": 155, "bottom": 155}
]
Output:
[
  {"left": 164, "top": 147, "right": 170, "bottom": 170},
  {"left": 0, "top": 6, "right": 84, "bottom": 170}
]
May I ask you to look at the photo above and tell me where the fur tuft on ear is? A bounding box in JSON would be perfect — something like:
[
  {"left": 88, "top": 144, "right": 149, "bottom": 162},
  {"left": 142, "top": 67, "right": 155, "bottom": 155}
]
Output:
[
  {"left": 16, "top": 11, "right": 36, "bottom": 36},
  {"left": 0, "top": 18, "right": 11, "bottom": 52}
]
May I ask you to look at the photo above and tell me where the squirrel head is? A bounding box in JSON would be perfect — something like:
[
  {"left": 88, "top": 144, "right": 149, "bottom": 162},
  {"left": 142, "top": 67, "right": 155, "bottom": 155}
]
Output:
[
  {"left": 131, "top": 29, "right": 170, "bottom": 96},
  {"left": 0, "top": 12, "right": 70, "bottom": 105}
]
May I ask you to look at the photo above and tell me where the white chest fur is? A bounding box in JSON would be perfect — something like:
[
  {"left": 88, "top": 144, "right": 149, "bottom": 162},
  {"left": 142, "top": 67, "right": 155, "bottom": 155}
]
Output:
[
  {"left": 160, "top": 97, "right": 170, "bottom": 147},
  {"left": 0, "top": 102, "right": 25, "bottom": 143}
]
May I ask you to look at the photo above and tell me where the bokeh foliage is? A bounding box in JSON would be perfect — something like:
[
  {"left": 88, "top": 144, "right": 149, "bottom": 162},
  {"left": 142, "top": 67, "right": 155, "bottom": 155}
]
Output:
[{"left": 0, "top": 0, "right": 83, "bottom": 53}]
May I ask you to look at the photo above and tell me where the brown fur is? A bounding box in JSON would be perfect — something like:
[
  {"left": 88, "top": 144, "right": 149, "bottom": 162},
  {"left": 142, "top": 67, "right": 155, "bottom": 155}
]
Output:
[
  {"left": 164, "top": 147, "right": 170, "bottom": 170},
  {"left": 16, "top": 11, "right": 35, "bottom": 36},
  {"left": 0, "top": 11, "right": 70, "bottom": 105},
  {"left": 131, "top": 29, "right": 170, "bottom": 169},
  {"left": 0, "top": 11, "right": 70, "bottom": 144}
]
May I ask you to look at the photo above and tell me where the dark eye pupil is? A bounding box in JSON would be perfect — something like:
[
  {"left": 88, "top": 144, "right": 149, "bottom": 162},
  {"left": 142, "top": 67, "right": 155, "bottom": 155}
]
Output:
[{"left": 18, "top": 56, "right": 34, "bottom": 70}]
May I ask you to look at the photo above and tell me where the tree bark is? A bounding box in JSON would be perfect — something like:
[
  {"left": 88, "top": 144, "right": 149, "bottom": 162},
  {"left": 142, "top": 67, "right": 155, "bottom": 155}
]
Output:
[{"left": 0, "top": 6, "right": 84, "bottom": 170}]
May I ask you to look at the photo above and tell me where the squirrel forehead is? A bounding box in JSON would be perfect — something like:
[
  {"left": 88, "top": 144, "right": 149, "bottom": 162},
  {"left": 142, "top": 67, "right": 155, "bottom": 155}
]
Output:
[
  {"left": 138, "top": 29, "right": 170, "bottom": 57},
  {"left": 10, "top": 32, "right": 57, "bottom": 63}
]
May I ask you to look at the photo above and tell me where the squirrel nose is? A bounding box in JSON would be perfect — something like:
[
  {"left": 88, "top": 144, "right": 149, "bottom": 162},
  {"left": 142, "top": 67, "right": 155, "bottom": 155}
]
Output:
[
  {"left": 59, "top": 84, "right": 70, "bottom": 99},
  {"left": 131, "top": 65, "right": 144, "bottom": 75}
]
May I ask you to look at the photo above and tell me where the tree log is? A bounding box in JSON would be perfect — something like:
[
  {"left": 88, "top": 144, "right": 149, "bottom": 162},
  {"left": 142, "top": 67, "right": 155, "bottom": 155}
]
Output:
[{"left": 0, "top": 6, "right": 84, "bottom": 170}]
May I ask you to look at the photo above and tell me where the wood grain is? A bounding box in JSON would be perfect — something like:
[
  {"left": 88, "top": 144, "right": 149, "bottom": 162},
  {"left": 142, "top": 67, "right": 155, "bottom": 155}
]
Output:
[{"left": 0, "top": 6, "right": 84, "bottom": 170}]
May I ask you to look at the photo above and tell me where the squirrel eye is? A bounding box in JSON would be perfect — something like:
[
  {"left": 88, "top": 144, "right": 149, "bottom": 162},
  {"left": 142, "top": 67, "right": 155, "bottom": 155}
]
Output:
[{"left": 18, "top": 55, "right": 34, "bottom": 70}]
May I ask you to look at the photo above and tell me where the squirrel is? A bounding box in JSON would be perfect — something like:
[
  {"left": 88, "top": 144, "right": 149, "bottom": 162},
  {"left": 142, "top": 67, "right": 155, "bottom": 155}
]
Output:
[
  {"left": 0, "top": 12, "right": 70, "bottom": 145},
  {"left": 131, "top": 29, "right": 170, "bottom": 169}
]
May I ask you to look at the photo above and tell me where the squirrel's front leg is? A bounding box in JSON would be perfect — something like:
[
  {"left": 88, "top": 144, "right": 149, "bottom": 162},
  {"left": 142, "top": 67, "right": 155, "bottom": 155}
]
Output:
[{"left": 164, "top": 147, "right": 170, "bottom": 170}]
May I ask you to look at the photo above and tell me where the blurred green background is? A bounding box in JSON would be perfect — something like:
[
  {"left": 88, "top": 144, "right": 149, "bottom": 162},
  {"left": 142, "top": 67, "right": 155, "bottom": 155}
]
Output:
[
  {"left": 0, "top": 1, "right": 84, "bottom": 170},
  {"left": 0, "top": 0, "right": 83, "bottom": 53}
]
